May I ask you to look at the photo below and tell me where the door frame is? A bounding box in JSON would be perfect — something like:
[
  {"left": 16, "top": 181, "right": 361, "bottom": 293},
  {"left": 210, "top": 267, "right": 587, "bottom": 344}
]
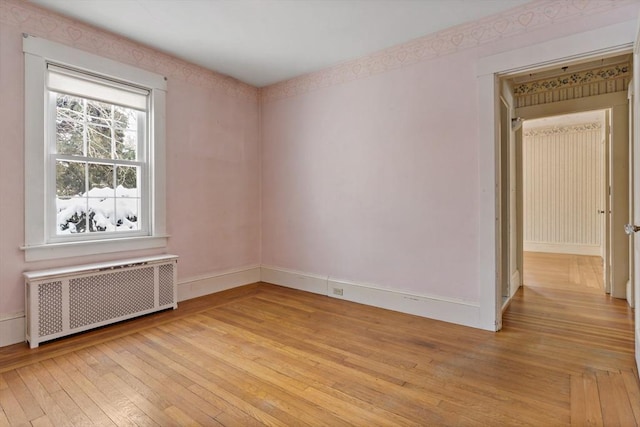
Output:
[{"left": 476, "top": 19, "right": 637, "bottom": 331}]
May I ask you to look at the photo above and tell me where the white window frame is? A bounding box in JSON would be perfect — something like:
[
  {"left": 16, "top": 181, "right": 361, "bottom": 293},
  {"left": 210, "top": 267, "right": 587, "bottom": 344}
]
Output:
[{"left": 23, "top": 35, "right": 168, "bottom": 262}]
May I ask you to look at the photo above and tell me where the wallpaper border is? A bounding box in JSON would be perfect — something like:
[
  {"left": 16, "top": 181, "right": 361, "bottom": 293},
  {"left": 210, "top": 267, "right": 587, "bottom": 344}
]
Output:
[
  {"left": 514, "top": 63, "right": 630, "bottom": 96},
  {"left": 524, "top": 121, "right": 602, "bottom": 137},
  {"left": 260, "top": 0, "right": 638, "bottom": 103}
]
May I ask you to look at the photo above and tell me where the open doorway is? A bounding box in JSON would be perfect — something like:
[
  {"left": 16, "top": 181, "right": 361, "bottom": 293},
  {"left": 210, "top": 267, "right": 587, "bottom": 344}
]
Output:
[
  {"left": 521, "top": 110, "right": 608, "bottom": 296},
  {"left": 499, "top": 52, "right": 632, "bottom": 308}
]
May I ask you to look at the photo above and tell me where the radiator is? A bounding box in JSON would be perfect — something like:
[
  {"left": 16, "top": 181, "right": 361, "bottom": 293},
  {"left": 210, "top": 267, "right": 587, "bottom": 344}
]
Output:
[{"left": 24, "top": 254, "right": 178, "bottom": 348}]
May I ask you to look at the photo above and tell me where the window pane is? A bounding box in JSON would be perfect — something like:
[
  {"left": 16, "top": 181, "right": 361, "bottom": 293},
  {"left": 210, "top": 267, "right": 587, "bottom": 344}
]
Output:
[
  {"left": 115, "top": 109, "right": 138, "bottom": 160},
  {"left": 115, "top": 197, "right": 140, "bottom": 231},
  {"left": 56, "top": 94, "right": 84, "bottom": 121},
  {"left": 56, "top": 161, "right": 85, "bottom": 197},
  {"left": 89, "top": 197, "right": 115, "bottom": 232},
  {"left": 88, "top": 163, "right": 113, "bottom": 192},
  {"left": 55, "top": 94, "right": 84, "bottom": 156},
  {"left": 116, "top": 165, "right": 140, "bottom": 231},
  {"left": 116, "top": 165, "right": 138, "bottom": 197},
  {"left": 56, "top": 160, "right": 87, "bottom": 235},
  {"left": 87, "top": 124, "right": 112, "bottom": 159},
  {"left": 56, "top": 120, "right": 84, "bottom": 156},
  {"left": 86, "top": 100, "right": 112, "bottom": 127},
  {"left": 87, "top": 164, "right": 114, "bottom": 233},
  {"left": 57, "top": 196, "right": 87, "bottom": 234}
]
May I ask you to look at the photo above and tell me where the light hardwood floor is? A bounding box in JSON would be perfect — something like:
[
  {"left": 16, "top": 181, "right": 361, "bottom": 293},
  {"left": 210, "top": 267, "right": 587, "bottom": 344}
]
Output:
[
  {"left": 0, "top": 257, "right": 638, "bottom": 426},
  {"left": 523, "top": 251, "right": 605, "bottom": 294}
]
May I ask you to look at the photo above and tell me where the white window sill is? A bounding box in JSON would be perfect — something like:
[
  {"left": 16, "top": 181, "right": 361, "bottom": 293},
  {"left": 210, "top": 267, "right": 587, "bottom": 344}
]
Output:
[{"left": 21, "top": 235, "right": 169, "bottom": 262}]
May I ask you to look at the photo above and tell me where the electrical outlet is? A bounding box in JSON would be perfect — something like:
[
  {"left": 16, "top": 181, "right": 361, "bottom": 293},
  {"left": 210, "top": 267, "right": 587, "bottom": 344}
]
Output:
[{"left": 332, "top": 287, "right": 344, "bottom": 296}]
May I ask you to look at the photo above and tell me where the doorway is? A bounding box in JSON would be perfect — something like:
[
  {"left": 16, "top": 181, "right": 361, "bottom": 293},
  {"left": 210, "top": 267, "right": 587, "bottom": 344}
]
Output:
[
  {"left": 521, "top": 110, "right": 609, "bottom": 296},
  {"left": 476, "top": 17, "right": 638, "bottom": 371},
  {"left": 499, "top": 53, "right": 632, "bottom": 307}
]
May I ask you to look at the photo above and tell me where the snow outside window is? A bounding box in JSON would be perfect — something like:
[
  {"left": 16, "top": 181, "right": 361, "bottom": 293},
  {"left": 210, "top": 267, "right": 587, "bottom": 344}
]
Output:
[{"left": 23, "top": 36, "right": 168, "bottom": 262}]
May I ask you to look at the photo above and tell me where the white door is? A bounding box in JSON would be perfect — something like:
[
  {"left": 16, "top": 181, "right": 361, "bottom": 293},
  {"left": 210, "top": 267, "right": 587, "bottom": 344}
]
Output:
[{"left": 632, "top": 24, "right": 640, "bottom": 373}]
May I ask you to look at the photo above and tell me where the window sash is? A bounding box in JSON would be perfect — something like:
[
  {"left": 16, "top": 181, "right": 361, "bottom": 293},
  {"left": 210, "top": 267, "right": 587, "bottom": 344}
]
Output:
[{"left": 47, "top": 80, "right": 150, "bottom": 242}]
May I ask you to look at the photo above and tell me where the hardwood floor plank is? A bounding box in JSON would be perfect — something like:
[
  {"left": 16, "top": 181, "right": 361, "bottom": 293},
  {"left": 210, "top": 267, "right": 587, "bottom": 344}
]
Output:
[
  {"left": 129, "top": 329, "right": 327, "bottom": 427},
  {"left": 62, "top": 351, "right": 157, "bottom": 427},
  {"left": 96, "top": 341, "right": 225, "bottom": 427},
  {"left": 163, "top": 406, "right": 201, "bottom": 426},
  {"left": 0, "top": 409, "right": 9, "bottom": 427},
  {"left": 13, "top": 366, "right": 70, "bottom": 427},
  {"left": 0, "top": 374, "right": 30, "bottom": 427},
  {"left": 112, "top": 338, "right": 286, "bottom": 425},
  {"left": 154, "top": 321, "right": 413, "bottom": 426},
  {"left": 29, "top": 415, "right": 54, "bottom": 427},
  {"left": 1, "top": 371, "right": 43, "bottom": 422},
  {"left": 48, "top": 390, "right": 93, "bottom": 427},
  {"left": 570, "top": 374, "right": 588, "bottom": 426},
  {"left": 39, "top": 359, "right": 116, "bottom": 426},
  {"left": 622, "top": 369, "right": 640, "bottom": 423},
  {"left": 597, "top": 370, "right": 638, "bottom": 426},
  {"left": 52, "top": 355, "right": 137, "bottom": 427},
  {"left": 586, "top": 371, "right": 606, "bottom": 425}
]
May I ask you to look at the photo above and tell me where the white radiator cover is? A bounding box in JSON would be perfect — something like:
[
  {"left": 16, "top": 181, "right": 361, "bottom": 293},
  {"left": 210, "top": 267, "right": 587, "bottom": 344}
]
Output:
[{"left": 24, "top": 254, "right": 178, "bottom": 348}]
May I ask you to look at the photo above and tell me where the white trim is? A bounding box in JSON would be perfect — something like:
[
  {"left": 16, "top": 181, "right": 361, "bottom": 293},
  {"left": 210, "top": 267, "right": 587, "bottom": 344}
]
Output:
[
  {"left": 177, "top": 265, "right": 261, "bottom": 301},
  {"left": 523, "top": 242, "right": 602, "bottom": 256},
  {"left": 23, "top": 36, "right": 166, "bottom": 90},
  {"left": 510, "top": 269, "right": 521, "bottom": 299},
  {"left": 22, "top": 235, "right": 169, "bottom": 262},
  {"left": 260, "top": 266, "right": 480, "bottom": 329},
  {"left": 22, "top": 35, "right": 168, "bottom": 261},
  {"left": 260, "top": 265, "right": 327, "bottom": 295},
  {"left": 476, "top": 21, "right": 637, "bottom": 77},
  {"left": 477, "top": 19, "right": 638, "bottom": 333},
  {"left": 0, "top": 313, "right": 26, "bottom": 347},
  {"left": 23, "top": 254, "right": 178, "bottom": 280},
  {"left": 477, "top": 72, "right": 500, "bottom": 331}
]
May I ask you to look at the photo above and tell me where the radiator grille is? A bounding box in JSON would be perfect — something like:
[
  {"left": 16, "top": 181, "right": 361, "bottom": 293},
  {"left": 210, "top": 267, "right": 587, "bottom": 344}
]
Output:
[
  {"left": 69, "top": 267, "right": 155, "bottom": 329},
  {"left": 159, "top": 264, "right": 174, "bottom": 306},
  {"left": 25, "top": 256, "right": 177, "bottom": 348},
  {"left": 38, "top": 281, "right": 63, "bottom": 336}
]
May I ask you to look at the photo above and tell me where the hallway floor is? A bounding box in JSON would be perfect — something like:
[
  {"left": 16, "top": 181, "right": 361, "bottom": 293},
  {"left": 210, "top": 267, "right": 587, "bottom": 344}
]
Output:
[{"left": 523, "top": 251, "right": 604, "bottom": 294}]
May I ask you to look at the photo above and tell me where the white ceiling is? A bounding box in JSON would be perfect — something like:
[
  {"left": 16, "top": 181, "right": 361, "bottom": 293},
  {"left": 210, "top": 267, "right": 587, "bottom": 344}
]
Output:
[{"left": 30, "top": 0, "right": 531, "bottom": 87}]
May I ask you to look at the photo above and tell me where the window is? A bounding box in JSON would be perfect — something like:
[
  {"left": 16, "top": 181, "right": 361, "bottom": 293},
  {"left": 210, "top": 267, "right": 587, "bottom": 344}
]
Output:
[{"left": 23, "top": 36, "right": 168, "bottom": 261}]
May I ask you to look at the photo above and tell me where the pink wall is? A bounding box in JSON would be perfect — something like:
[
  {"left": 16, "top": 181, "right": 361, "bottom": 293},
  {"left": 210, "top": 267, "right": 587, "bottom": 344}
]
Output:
[
  {"left": 262, "top": 51, "right": 480, "bottom": 301},
  {"left": 0, "top": 0, "right": 260, "bottom": 317},
  {"left": 260, "top": 1, "right": 640, "bottom": 303}
]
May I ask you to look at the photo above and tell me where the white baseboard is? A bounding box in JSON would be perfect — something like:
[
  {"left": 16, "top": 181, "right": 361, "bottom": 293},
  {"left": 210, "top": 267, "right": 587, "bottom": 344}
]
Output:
[
  {"left": 260, "top": 266, "right": 327, "bottom": 295},
  {"left": 0, "top": 312, "right": 25, "bottom": 347},
  {"left": 2, "top": 263, "right": 483, "bottom": 348},
  {"left": 524, "top": 242, "right": 601, "bottom": 256},
  {"left": 177, "top": 265, "right": 261, "bottom": 302},
  {"left": 260, "top": 266, "right": 480, "bottom": 329}
]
